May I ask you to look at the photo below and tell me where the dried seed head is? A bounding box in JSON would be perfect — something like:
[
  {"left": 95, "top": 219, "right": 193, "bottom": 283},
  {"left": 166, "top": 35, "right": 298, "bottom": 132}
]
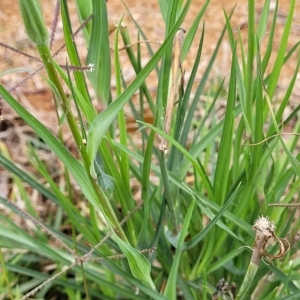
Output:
[
  {"left": 237, "top": 216, "right": 290, "bottom": 299},
  {"left": 253, "top": 216, "right": 275, "bottom": 237},
  {"left": 251, "top": 215, "right": 290, "bottom": 265}
]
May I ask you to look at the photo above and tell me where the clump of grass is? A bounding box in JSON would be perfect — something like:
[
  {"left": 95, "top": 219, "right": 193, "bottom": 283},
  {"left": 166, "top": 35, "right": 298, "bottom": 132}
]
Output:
[{"left": 0, "top": 0, "right": 300, "bottom": 299}]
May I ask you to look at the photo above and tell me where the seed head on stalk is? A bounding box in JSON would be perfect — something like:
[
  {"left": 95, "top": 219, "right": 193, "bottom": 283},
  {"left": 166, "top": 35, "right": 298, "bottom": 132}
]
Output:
[{"left": 236, "top": 216, "right": 290, "bottom": 300}]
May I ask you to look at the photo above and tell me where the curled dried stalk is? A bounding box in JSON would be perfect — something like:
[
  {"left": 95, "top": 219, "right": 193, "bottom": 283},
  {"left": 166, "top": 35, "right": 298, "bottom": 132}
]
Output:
[
  {"left": 236, "top": 216, "right": 290, "bottom": 300},
  {"left": 158, "top": 28, "right": 185, "bottom": 154}
]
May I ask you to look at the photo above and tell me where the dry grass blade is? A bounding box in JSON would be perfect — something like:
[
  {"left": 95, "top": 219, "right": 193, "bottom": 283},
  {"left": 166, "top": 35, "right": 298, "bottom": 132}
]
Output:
[{"left": 159, "top": 28, "right": 185, "bottom": 154}]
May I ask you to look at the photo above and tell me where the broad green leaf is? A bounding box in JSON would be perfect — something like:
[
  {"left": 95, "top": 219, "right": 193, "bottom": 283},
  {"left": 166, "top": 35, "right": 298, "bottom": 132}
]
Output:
[{"left": 112, "top": 233, "right": 155, "bottom": 289}]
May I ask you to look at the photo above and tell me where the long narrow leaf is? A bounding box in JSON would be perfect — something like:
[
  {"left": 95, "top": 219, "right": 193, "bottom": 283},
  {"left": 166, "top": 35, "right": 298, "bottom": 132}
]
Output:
[{"left": 87, "top": 0, "right": 192, "bottom": 178}]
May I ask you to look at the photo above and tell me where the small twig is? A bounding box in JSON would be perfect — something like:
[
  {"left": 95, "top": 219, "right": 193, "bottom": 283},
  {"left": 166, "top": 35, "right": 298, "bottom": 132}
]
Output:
[
  {"left": 8, "top": 66, "right": 43, "bottom": 93},
  {"left": 0, "top": 42, "right": 41, "bottom": 62},
  {"left": 269, "top": 203, "right": 300, "bottom": 207},
  {"left": 90, "top": 247, "right": 157, "bottom": 263},
  {"left": 0, "top": 42, "right": 94, "bottom": 73}
]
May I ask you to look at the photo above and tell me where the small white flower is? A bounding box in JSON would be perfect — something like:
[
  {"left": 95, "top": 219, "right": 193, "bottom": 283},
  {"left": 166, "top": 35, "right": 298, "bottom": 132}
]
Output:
[
  {"left": 87, "top": 63, "right": 95, "bottom": 72},
  {"left": 253, "top": 215, "right": 275, "bottom": 236}
]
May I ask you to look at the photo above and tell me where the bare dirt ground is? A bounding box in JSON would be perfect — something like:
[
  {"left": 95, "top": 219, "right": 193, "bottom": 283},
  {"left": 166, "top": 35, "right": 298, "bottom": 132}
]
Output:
[
  {"left": 0, "top": 0, "right": 299, "bottom": 199},
  {"left": 0, "top": 0, "right": 299, "bottom": 115}
]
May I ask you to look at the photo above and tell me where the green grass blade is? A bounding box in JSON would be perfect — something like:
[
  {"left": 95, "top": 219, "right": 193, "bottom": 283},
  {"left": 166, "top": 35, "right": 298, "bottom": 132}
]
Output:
[
  {"left": 183, "top": 183, "right": 241, "bottom": 250},
  {"left": 163, "top": 200, "right": 195, "bottom": 299},
  {"left": 87, "top": 0, "right": 191, "bottom": 178},
  {"left": 169, "top": 23, "right": 205, "bottom": 171},
  {"left": 0, "top": 85, "right": 102, "bottom": 212},
  {"left": 86, "top": 0, "right": 111, "bottom": 102},
  {"left": 213, "top": 44, "right": 237, "bottom": 204},
  {"left": 261, "top": 0, "right": 278, "bottom": 73},
  {"left": 181, "top": 0, "right": 209, "bottom": 59},
  {"left": 60, "top": 0, "right": 91, "bottom": 102},
  {"left": 180, "top": 8, "right": 234, "bottom": 147},
  {"left": 138, "top": 128, "right": 156, "bottom": 248},
  {"left": 158, "top": 152, "right": 178, "bottom": 231},
  {"left": 137, "top": 121, "right": 214, "bottom": 200},
  {"left": 75, "top": 0, "right": 92, "bottom": 42},
  {"left": 112, "top": 234, "right": 155, "bottom": 289},
  {"left": 158, "top": 0, "right": 169, "bottom": 23},
  {"left": 120, "top": 27, "right": 155, "bottom": 113},
  {"left": 245, "top": 0, "right": 255, "bottom": 133},
  {"left": 224, "top": 10, "right": 249, "bottom": 134},
  {"left": 266, "top": 0, "right": 295, "bottom": 100},
  {"left": 256, "top": 0, "right": 270, "bottom": 44}
]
